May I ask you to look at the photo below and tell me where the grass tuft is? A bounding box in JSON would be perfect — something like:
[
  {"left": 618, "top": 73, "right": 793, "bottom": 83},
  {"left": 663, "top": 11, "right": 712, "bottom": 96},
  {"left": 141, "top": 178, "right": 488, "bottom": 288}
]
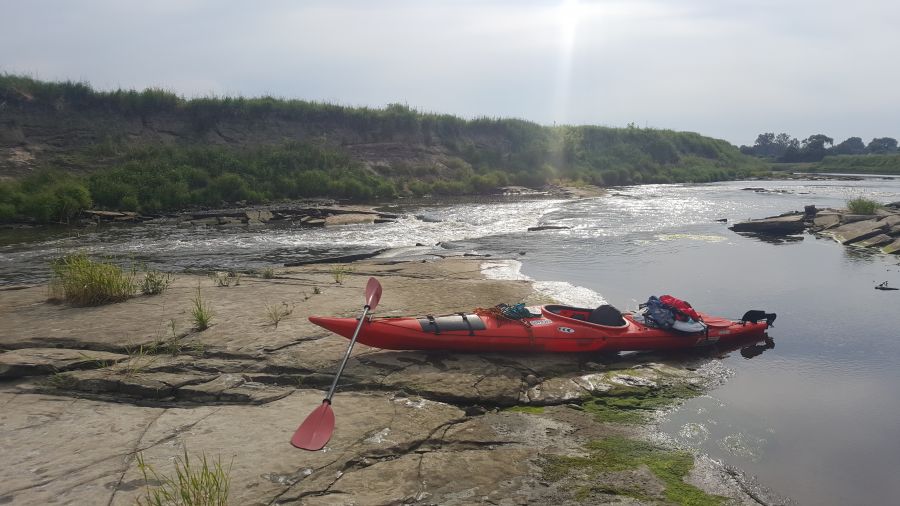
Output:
[
  {"left": 136, "top": 449, "right": 231, "bottom": 506},
  {"left": 259, "top": 266, "right": 276, "bottom": 279},
  {"left": 847, "top": 197, "right": 882, "bottom": 215},
  {"left": 190, "top": 286, "right": 213, "bottom": 330},
  {"left": 209, "top": 271, "right": 241, "bottom": 287},
  {"left": 140, "top": 267, "right": 175, "bottom": 295},
  {"left": 117, "top": 345, "right": 157, "bottom": 377},
  {"left": 330, "top": 265, "right": 353, "bottom": 284},
  {"left": 264, "top": 301, "right": 294, "bottom": 328},
  {"left": 48, "top": 253, "right": 136, "bottom": 306}
]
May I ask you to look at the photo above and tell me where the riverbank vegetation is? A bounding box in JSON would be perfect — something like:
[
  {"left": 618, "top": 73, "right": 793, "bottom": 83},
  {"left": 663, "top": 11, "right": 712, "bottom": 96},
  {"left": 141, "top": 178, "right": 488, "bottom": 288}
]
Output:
[
  {"left": 1, "top": 74, "right": 768, "bottom": 223},
  {"left": 740, "top": 132, "right": 900, "bottom": 174}
]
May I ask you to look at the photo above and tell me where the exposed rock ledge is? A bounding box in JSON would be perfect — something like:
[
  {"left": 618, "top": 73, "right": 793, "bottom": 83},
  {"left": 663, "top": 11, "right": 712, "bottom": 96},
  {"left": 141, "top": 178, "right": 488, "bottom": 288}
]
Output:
[
  {"left": 0, "top": 258, "right": 781, "bottom": 505},
  {"left": 730, "top": 202, "right": 900, "bottom": 255}
]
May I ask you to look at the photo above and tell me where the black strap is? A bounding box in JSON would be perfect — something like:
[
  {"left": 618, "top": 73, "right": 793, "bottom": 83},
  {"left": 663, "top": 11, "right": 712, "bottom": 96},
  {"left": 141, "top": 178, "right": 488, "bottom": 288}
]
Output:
[
  {"left": 426, "top": 314, "right": 440, "bottom": 335},
  {"left": 458, "top": 312, "right": 474, "bottom": 335}
]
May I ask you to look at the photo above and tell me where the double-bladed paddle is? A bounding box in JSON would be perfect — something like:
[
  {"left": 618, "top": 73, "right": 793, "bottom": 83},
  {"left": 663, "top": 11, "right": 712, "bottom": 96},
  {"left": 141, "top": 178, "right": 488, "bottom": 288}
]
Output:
[{"left": 291, "top": 277, "right": 382, "bottom": 450}]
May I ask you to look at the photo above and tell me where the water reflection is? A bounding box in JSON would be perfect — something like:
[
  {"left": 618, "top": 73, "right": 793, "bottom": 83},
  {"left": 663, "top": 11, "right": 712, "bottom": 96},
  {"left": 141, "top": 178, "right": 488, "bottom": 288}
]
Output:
[
  {"left": 733, "top": 232, "right": 805, "bottom": 245},
  {"left": 740, "top": 337, "right": 776, "bottom": 359}
]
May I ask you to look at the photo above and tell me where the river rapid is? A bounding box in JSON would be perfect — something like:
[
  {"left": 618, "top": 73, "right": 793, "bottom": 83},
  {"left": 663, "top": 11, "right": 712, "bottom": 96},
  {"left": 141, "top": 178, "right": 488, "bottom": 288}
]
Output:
[{"left": 3, "top": 177, "right": 900, "bottom": 504}]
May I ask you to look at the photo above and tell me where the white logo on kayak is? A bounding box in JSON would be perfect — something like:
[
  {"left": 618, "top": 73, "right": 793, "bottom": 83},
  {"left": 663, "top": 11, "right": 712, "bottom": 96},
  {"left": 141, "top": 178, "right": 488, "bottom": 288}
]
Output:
[
  {"left": 529, "top": 319, "right": 553, "bottom": 326},
  {"left": 558, "top": 327, "right": 575, "bottom": 334}
]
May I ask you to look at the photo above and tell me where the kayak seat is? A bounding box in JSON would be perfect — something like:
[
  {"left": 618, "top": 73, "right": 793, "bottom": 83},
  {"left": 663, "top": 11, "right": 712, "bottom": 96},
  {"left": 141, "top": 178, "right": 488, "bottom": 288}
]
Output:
[
  {"left": 588, "top": 305, "right": 627, "bottom": 327},
  {"left": 544, "top": 304, "right": 627, "bottom": 327}
]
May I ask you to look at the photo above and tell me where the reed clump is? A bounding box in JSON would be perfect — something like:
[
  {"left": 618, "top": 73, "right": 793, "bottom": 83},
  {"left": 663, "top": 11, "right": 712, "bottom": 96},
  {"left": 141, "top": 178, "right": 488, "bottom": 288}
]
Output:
[
  {"left": 190, "top": 286, "right": 213, "bottom": 330},
  {"left": 48, "top": 253, "right": 136, "bottom": 306},
  {"left": 136, "top": 449, "right": 231, "bottom": 506}
]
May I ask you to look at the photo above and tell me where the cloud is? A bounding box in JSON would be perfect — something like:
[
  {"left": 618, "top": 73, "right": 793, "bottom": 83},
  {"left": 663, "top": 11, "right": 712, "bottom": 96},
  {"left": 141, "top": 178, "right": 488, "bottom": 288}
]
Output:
[{"left": 2, "top": 0, "right": 898, "bottom": 144}]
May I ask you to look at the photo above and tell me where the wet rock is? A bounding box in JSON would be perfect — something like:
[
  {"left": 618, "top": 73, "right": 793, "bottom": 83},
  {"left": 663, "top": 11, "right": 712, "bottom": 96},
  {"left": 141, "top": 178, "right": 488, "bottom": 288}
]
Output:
[
  {"left": 811, "top": 213, "right": 841, "bottom": 231},
  {"left": 527, "top": 225, "right": 571, "bottom": 232},
  {"left": 729, "top": 214, "right": 806, "bottom": 235},
  {"left": 0, "top": 348, "right": 128, "bottom": 379},
  {"left": 855, "top": 234, "right": 895, "bottom": 249},
  {"left": 883, "top": 238, "right": 900, "bottom": 255},
  {"left": 324, "top": 213, "right": 377, "bottom": 227},
  {"left": 826, "top": 218, "right": 889, "bottom": 245}
]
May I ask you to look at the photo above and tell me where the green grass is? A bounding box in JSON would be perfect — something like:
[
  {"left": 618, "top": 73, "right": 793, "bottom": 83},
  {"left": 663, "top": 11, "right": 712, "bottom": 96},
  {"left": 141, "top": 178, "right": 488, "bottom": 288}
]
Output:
[
  {"left": 259, "top": 266, "right": 276, "bottom": 279},
  {"left": 190, "top": 286, "right": 213, "bottom": 330},
  {"left": 543, "top": 436, "right": 725, "bottom": 505},
  {"left": 330, "top": 265, "right": 353, "bottom": 284},
  {"left": 582, "top": 383, "right": 703, "bottom": 424},
  {"left": 503, "top": 405, "right": 546, "bottom": 414},
  {"left": 48, "top": 253, "right": 136, "bottom": 306},
  {"left": 136, "top": 450, "right": 230, "bottom": 506},
  {"left": 847, "top": 197, "right": 882, "bottom": 215}
]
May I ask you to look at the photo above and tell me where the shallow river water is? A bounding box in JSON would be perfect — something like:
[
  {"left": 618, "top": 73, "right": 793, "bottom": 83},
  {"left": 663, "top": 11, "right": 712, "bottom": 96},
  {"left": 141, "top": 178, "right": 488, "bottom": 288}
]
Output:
[{"left": 2, "top": 178, "right": 900, "bottom": 504}]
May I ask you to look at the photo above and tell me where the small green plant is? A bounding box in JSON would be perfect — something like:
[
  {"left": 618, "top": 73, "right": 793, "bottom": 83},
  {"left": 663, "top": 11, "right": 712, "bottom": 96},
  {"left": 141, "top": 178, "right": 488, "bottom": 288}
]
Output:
[
  {"left": 330, "top": 265, "right": 353, "bottom": 284},
  {"left": 190, "top": 286, "right": 213, "bottom": 330},
  {"left": 260, "top": 267, "right": 276, "bottom": 279},
  {"left": 136, "top": 449, "right": 231, "bottom": 506},
  {"left": 45, "top": 371, "right": 76, "bottom": 389},
  {"left": 141, "top": 268, "right": 175, "bottom": 295},
  {"left": 847, "top": 197, "right": 882, "bottom": 215},
  {"left": 150, "top": 319, "right": 202, "bottom": 356},
  {"left": 264, "top": 301, "right": 294, "bottom": 328},
  {"left": 209, "top": 271, "right": 241, "bottom": 287},
  {"left": 48, "top": 253, "right": 136, "bottom": 306},
  {"left": 78, "top": 351, "right": 115, "bottom": 369},
  {"left": 118, "top": 345, "right": 156, "bottom": 377}
]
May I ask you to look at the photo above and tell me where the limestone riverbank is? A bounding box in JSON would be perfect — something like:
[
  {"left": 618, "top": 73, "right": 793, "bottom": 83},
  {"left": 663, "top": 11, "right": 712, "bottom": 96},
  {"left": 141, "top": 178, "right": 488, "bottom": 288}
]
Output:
[{"left": 0, "top": 258, "right": 780, "bottom": 505}]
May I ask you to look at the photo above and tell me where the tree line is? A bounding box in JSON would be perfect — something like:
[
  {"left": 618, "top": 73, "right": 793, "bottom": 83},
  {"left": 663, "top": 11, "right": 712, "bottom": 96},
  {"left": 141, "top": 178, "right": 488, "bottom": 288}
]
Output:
[{"left": 740, "top": 133, "right": 898, "bottom": 162}]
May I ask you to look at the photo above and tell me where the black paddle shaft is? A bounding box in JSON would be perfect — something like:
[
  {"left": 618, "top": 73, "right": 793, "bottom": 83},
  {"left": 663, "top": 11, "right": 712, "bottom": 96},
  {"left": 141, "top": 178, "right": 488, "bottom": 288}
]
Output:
[{"left": 323, "top": 305, "right": 370, "bottom": 403}]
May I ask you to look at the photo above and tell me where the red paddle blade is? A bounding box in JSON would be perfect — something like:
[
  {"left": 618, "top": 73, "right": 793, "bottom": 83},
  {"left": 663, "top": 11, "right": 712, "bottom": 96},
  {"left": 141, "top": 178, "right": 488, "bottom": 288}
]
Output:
[
  {"left": 365, "top": 277, "right": 382, "bottom": 310},
  {"left": 291, "top": 401, "right": 335, "bottom": 450}
]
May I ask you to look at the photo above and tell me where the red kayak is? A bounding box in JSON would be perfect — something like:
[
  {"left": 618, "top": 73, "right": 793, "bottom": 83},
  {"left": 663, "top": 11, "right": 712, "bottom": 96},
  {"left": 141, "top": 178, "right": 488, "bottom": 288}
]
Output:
[{"left": 309, "top": 304, "right": 775, "bottom": 353}]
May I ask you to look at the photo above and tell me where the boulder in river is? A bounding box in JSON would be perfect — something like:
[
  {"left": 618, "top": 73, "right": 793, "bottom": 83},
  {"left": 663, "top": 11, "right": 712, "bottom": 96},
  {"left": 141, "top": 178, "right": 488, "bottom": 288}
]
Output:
[{"left": 729, "top": 213, "right": 806, "bottom": 235}]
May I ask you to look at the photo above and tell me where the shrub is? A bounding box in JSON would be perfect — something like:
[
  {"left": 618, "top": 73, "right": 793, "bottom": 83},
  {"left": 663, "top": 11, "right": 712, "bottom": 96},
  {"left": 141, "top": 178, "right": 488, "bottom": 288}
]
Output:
[
  {"left": 140, "top": 268, "right": 175, "bottom": 295},
  {"left": 847, "top": 197, "right": 881, "bottom": 215},
  {"left": 48, "top": 253, "right": 136, "bottom": 306}
]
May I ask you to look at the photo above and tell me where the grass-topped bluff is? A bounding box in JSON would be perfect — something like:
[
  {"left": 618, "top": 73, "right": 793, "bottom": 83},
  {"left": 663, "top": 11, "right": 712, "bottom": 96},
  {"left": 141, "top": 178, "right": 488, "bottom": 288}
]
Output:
[{"left": 0, "top": 74, "right": 767, "bottom": 223}]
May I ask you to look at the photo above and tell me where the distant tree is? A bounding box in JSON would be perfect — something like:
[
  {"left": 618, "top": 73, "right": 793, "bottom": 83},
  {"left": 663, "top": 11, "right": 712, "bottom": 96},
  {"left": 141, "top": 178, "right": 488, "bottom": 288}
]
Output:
[
  {"left": 866, "top": 137, "right": 898, "bottom": 154},
  {"left": 801, "top": 134, "right": 834, "bottom": 161},
  {"left": 748, "top": 132, "right": 793, "bottom": 159},
  {"left": 833, "top": 137, "right": 866, "bottom": 155},
  {"left": 774, "top": 133, "right": 795, "bottom": 148}
]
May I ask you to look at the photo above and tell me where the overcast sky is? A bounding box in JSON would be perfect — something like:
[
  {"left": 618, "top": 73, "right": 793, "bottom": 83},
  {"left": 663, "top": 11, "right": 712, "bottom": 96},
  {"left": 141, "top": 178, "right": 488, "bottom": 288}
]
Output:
[{"left": 3, "top": 0, "right": 898, "bottom": 146}]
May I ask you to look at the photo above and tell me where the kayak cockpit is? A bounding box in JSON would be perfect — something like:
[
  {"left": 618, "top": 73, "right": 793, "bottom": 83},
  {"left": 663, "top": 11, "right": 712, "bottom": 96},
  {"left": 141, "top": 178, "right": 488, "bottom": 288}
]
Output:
[{"left": 542, "top": 304, "right": 629, "bottom": 328}]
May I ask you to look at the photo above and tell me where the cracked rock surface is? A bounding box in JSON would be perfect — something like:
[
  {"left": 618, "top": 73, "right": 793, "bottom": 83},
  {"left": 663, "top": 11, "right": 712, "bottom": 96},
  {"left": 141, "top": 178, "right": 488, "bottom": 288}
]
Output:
[{"left": 0, "top": 259, "right": 777, "bottom": 505}]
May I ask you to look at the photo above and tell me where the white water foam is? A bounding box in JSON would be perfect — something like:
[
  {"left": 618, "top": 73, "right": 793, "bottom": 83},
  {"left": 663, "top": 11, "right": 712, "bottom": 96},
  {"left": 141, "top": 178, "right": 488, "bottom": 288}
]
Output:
[{"left": 481, "top": 259, "right": 607, "bottom": 307}]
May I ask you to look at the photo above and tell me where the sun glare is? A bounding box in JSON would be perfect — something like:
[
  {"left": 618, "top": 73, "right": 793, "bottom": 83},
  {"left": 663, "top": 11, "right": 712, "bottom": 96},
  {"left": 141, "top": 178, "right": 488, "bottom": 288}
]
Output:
[{"left": 553, "top": 0, "right": 581, "bottom": 124}]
